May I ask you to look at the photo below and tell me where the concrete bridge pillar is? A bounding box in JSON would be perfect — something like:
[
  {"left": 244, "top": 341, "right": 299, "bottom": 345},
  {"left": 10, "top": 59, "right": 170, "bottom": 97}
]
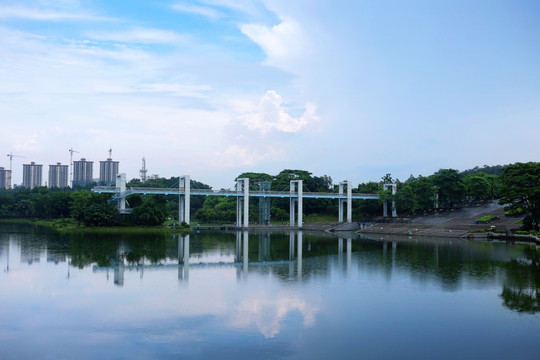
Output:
[
  {"left": 339, "top": 181, "right": 352, "bottom": 222},
  {"left": 115, "top": 173, "right": 126, "bottom": 212},
  {"left": 383, "top": 183, "right": 397, "bottom": 218},
  {"left": 290, "top": 180, "right": 303, "bottom": 228},
  {"left": 179, "top": 175, "right": 190, "bottom": 225},
  {"left": 236, "top": 178, "right": 249, "bottom": 227}
]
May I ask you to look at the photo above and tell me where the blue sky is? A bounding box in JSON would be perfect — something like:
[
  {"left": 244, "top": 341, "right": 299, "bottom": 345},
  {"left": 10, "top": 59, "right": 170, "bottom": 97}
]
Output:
[{"left": 1, "top": 0, "right": 539, "bottom": 189}]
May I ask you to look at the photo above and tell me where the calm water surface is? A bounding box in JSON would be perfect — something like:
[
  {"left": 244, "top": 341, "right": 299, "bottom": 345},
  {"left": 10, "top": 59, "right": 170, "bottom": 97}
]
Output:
[{"left": 0, "top": 223, "right": 539, "bottom": 359}]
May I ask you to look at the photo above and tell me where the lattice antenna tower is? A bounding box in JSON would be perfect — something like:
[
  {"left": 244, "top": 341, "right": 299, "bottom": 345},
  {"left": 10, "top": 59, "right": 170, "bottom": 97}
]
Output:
[{"left": 140, "top": 156, "right": 148, "bottom": 183}]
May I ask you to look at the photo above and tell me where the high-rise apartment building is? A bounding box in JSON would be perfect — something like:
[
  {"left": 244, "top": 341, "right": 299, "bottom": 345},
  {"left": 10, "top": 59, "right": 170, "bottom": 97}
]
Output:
[
  {"left": 22, "top": 162, "right": 43, "bottom": 189},
  {"left": 48, "top": 163, "right": 69, "bottom": 188},
  {"left": 0, "top": 167, "right": 11, "bottom": 189},
  {"left": 73, "top": 158, "right": 93, "bottom": 187},
  {"left": 99, "top": 158, "right": 119, "bottom": 185}
]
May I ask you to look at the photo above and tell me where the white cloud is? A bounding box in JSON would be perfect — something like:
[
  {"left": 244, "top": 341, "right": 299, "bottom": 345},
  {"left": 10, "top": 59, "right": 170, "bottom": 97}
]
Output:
[
  {"left": 198, "top": 0, "right": 262, "bottom": 17},
  {"left": 172, "top": 2, "right": 221, "bottom": 19},
  {"left": 238, "top": 90, "right": 318, "bottom": 134},
  {"left": 87, "top": 27, "right": 187, "bottom": 45},
  {"left": 229, "top": 291, "right": 319, "bottom": 338},
  {"left": 240, "top": 17, "right": 309, "bottom": 68},
  {"left": 214, "top": 144, "right": 286, "bottom": 168},
  {"left": 0, "top": 5, "right": 110, "bottom": 21}
]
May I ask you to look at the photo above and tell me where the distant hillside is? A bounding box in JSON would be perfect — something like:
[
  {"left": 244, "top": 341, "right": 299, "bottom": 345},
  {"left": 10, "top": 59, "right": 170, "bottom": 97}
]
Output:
[{"left": 460, "top": 165, "right": 506, "bottom": 177}]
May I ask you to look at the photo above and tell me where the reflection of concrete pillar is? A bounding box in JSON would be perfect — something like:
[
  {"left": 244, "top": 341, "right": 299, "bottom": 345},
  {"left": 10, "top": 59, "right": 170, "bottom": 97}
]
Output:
[
  {"left": 243, "top": 231, "right": 248, "bottom": 274},
  {"left": 235, "top": 231, "right": 242, "bottom": 262},
  {"left": 338, "top": 238, "right": 343, "bottom": 268},
  {"left": 182, "top": 235, "right": 190, "bottom": 281},
  {"left": 114, "top": 263, "right": 124, "bottom": 286},
  {"left": 258, "top": 233, "right": 271, "bottom": 262},
  {"left": 297, "top": 231, "right": 303, "bottom": 279},
  {"left": 289, "top": 232, "right": 295, "bottom": 260},
  {"left": 178, "top": 235, "right": 184, "bottom": 264},
  {"left": 289, "top": 232, "right": 295, "bottom": 279},
  {"left": 392, "top": 241, "right": 396, "bottom": 268},
  {"left": 347, "top": 238, "right": 352, "bottom": 271}
]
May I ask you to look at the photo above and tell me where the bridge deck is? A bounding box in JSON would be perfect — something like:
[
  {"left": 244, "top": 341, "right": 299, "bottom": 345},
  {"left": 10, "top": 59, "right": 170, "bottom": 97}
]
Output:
[{"left": 92, "top": 186, "right": 379, "bottom": 200}]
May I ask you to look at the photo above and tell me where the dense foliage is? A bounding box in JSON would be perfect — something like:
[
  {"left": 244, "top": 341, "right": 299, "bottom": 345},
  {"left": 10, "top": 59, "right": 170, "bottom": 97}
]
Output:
[
  {"left": 1, "top": 162, "right": 538, "bottom": 228},
  {"left": 498, "top": 162, "right": 540, "bottom": 231}
]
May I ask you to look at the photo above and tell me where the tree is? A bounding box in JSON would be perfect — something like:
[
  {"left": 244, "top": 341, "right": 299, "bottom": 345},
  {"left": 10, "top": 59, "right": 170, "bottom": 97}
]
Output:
[
  {"left": 131, "top": 195, "right": 168, "bottom": 226},
  {"left": 431, "top": 169, "right": 465, "bottom": 208},
  {"left": 499, "top": 162, "right": 540, "bottom": 230}
]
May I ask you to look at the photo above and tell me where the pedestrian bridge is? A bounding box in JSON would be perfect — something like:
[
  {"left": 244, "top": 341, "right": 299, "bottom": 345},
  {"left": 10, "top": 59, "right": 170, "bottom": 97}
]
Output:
[{"left": 92, "top": 174, "right": 396, "bottom": 229}]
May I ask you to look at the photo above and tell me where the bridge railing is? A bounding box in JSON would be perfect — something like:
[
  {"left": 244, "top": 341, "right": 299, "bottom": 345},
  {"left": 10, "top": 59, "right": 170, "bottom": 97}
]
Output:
[{"left": 92, "top": 186, "right": 378, "bottom": 199}]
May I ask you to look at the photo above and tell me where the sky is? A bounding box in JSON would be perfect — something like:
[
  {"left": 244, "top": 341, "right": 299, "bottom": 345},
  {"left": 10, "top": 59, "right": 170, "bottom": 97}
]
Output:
[{"left": 1, "top": 0, "right": 539, "bottom": 190}]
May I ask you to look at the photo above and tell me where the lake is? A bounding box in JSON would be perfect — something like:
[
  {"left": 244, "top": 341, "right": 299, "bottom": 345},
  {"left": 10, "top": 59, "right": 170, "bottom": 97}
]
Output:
[{"left": 1, "top": 223, "right": 539, "bottom": 359}]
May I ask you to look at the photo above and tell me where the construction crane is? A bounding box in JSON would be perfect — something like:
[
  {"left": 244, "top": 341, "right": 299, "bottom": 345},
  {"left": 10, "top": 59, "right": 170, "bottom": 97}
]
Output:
[
  {"left": 6, "top": 152, "right": 24, "bottom": 172},
  {"left": 6, "top": 152, "right": 24, "bottom": 189},
  {"left": 69, "top": 148, "right": 80, "bottom": 188}
]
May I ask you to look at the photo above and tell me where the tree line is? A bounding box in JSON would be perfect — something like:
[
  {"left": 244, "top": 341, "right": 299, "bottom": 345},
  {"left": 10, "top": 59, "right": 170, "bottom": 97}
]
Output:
[{"left": 0, "top": 163, "right": 538, "bottom": 230}]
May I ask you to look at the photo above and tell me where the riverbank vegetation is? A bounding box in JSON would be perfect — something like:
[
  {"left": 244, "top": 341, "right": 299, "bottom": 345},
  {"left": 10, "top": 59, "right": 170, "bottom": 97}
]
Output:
[{"left": 0, "top": 163, "right": 538, "bottom": 231}]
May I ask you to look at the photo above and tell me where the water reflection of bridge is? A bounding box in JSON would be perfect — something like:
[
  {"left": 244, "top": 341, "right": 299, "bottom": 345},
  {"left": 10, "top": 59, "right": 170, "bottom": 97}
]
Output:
[{"left": 92, "top": 231, "right": 356, "bottom": 286}]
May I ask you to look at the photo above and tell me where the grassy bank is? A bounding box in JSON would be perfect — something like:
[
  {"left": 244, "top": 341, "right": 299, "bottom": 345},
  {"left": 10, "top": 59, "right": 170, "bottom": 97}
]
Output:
[{"left": 0, "top": 218, "right": 191, "bottom": 235}]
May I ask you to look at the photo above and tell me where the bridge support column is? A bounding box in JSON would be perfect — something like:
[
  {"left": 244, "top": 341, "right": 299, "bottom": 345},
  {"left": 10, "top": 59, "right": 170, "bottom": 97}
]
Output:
[
  {"left": 236, "top": 178, "right": 249, "bottom": 228},
  {"left": 383, "top": 183, "right": 397, "bottom": 218},
  {"left": 338, "top": 181, "right": 352, "bottom": 223},
  {"left": 179, "top": 175, "right": 190, "bottom": 225},
  {"left": 290, "top": 180, "right": 303, "bottom": 228},
  {"left": 115, "top": 173, "right": 127, "bottom": 212}
]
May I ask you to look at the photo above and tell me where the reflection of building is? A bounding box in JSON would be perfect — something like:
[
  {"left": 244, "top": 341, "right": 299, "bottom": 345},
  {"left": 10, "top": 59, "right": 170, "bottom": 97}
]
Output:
[
  {"left": 0, "top": 167, "right": 11, "bottom": 189},
  {"left": 73, "top": 158, "right": 93, "bottom": 186},
  {"left": 99, "top": 158, "right": 119, "bottom": 185},
  {"left": 48, "top": 163, "right": 69, "bottom": 188},
  {"left": 22, "top": 162, "right": 43, "bottom": 189}
]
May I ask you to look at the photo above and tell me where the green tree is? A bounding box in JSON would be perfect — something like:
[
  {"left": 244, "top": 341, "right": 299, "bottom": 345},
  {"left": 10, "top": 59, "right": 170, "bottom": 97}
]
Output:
[
  {"left": 463, "top": 173, "right": 491, "bottom": 200},
  {"left": 431, "top": 169, "right": 465, "bottom": 208},
  {"left": 70, "top": 191, "right": 92, "bottom": 225},
  {"left": 131, "top": 195, "right": 168, "bottom": 226},
  {"left": 195, "top": 196, "right": 236, "bottom": 223},
  {"left": 499, "top": 162, "right": 540, "bottom": 230}
]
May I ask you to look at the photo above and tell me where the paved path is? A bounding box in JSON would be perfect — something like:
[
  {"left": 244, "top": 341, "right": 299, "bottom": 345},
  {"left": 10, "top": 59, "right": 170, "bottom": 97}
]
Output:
[{"left": 358, "top": 201, "right": 521, "bottom": 238}]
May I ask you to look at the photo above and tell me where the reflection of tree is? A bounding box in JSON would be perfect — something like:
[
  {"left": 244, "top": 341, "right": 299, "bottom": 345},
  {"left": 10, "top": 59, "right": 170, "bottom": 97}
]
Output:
[
  {"left": 500, "top": 286, "right": 539, "bottom": 313},
  {"left": 500, "top": 257, "right": 540, "bottom": 314}
]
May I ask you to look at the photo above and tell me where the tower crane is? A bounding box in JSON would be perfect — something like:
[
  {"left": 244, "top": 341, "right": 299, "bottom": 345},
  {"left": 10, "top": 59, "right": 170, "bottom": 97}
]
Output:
[
  {"left": 6, "top": 153, "right": 24, "bottom": 189},
  {"left": 69, "top": 148, "right": 80, "bottom": 188}
]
